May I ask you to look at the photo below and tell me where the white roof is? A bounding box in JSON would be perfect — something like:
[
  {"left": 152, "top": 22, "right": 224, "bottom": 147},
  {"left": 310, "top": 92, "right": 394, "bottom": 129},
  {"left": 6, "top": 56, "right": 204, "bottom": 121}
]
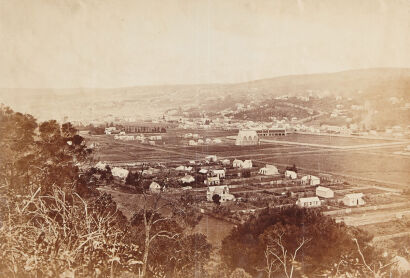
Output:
[
  {"left": 237, "top": 130, "right": 258, "bottom": 137},
  {"left": 150, "top": 182, "right": 161, "bottom": 188},
  {"left": 213, "top": 169, "right": 225, "bottom": 173},
  {"left": 199, "top": 169, "right": 208, "bottom": 174},
  {"left": 111, "top": 167, "right": 129, "bottom": 178},
  {"left": 302, "top": 175, "right": 320, "bottom": 180},
  {"left": 298, "top": 196, "right": 320, "bottom": 202},
  {"left": 208, "top": 185, "right": 228, "bottom": 193},
  {"left": 95, "top": 161, "right": 107, "bottom": 171},
  {"left": 316, "top": 186, "right": 333, "bottom": 192},
  {"left": 345, "top": 193, "right": 364, "bottom": 198}
]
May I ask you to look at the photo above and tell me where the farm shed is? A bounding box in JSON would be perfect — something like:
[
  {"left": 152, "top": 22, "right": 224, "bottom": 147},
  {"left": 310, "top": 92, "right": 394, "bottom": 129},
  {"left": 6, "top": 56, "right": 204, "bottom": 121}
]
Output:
[{"left": 316, "top": 186, "right": 334, "bottom": 198}]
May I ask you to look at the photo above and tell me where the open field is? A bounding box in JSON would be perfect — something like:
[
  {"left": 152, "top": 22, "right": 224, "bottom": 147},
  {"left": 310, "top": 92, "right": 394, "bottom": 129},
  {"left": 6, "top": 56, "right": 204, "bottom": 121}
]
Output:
[
  {"left": 267, "top": 133, "right": 397, "bottom": 146},
  {"left": 87, "top": 132, "right": 410, "bottom": 187},
  {"left": 258, "top": 150, "right": 410, "bottom": 186}
]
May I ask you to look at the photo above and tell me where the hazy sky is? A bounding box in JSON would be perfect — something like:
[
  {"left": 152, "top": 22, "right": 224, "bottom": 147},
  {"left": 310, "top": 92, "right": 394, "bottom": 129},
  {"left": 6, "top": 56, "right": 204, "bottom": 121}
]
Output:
[{"left": 0, "top": 0, "right": 409, "bottom": 88}]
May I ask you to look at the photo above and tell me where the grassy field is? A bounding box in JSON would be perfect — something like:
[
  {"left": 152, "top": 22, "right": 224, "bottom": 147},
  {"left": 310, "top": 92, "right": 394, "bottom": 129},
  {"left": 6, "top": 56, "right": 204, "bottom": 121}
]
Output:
[
  {"left": 265, "top": 133, "right": 395, "bottom": 146},
  {"left": 87, "top": 132, "right": 410, "bottom": 187},
  {"left": 259, "top": 151, "right": 410, "bottom": 186}
]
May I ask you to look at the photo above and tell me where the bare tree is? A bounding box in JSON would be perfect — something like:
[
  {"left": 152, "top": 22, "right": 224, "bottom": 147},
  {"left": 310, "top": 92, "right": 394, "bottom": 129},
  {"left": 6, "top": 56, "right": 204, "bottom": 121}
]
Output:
[
  {"left": 262, "top": 228, "right": 310, "bottom": 278},
  {"left": 131, "top": 190, "right": 202, "bottom": 277},
  {"left": 352, "top": 238, "right": 396, "bottom": 278}
]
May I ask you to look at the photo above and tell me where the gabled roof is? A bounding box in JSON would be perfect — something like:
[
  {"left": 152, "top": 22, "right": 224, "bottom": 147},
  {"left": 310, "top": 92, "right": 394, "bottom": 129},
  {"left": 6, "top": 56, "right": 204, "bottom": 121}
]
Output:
[
  {"left": 213, "top": 169, "right": 225, "bottom": 174},
  {"left": 345, "top": 193, "right": 364, "bottom": 199},
  {"left": 316, "top": 186, "right": 333, "bottom": 192},
  {"left": 298, "top": 196, "right": 320, "bottom": 202}
]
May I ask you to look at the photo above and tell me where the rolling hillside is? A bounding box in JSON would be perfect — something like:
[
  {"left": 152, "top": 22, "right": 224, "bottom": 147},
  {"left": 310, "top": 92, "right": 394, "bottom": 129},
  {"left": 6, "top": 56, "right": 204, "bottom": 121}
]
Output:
[{"left": 1, "top": 68, "right": 409, "bottom": 122}]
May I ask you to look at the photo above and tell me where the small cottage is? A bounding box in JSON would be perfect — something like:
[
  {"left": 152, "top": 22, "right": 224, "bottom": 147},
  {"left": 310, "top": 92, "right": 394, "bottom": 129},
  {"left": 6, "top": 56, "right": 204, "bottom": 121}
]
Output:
[
  {"left": 211, "top": 169, "right": 226, "bottom": 179},
  {"left": 285, "top": 170, "right": 297, "bottom": 179},
  {"left": 296, "top": 197, "right": 321, "bottom": 208},
  {"left": 242, "top": 160, "right": 253, "bottom": 169},
  {"left": 233, "top": 159, "right": 243, "bottom": 168},
  {"left": 343, "top": 193, "right": 365, "bottom": 207},
  {"left": 259, "top": 164, "right": 279, "bottom": 175},
  {"left": 180, "top": 175, "right": 195, "bottom": 184},
  {"left": 207, "top": 185, "right": 235, "bottom": 202},
  {"left": 205, "top": 176, "right": 220, "bottom": 186},
  {"left": 301, "top": 175, "right": 320, "bottom": 186}
]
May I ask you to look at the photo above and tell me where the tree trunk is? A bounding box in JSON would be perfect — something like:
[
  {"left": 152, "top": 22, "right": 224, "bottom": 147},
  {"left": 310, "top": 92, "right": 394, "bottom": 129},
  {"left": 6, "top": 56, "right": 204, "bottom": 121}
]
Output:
[{"left": 141, "top": 228, "right": 150, "bottom": 277}]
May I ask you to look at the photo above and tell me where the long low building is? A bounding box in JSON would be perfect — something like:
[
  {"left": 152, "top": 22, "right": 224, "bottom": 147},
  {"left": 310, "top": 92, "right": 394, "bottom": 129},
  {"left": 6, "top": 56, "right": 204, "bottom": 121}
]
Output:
[
  {"left": 116, "top": 122, "right": 174, "bottom": 133},
  {"left": 256, "top": 128, "right": 287, "bottom": 137}
]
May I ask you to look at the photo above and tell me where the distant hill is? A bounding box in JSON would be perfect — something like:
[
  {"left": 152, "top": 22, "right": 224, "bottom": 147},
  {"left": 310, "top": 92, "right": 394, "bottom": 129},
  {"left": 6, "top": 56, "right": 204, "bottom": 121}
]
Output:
[{"left": 0, "top": 68, "right": 409, "bottom": 122}]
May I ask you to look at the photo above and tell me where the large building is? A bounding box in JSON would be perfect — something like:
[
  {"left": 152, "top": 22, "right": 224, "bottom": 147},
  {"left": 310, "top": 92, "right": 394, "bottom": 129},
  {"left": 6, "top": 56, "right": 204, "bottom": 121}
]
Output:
[
  {"left": 235, "top": 130, "right": 259, "bottom": 145},
  {"left": 116, "top": 122, "right": 173, "bottom": 133},
  {"left": 255, "top": 128, "right": 287, "bottom": 137}
]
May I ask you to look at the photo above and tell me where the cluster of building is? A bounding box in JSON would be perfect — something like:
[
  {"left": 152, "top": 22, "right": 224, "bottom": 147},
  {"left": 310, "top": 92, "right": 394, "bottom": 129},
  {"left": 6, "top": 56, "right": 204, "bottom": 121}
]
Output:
[{"left": 296, "top": 188, "right": 365, "bottom": 208}]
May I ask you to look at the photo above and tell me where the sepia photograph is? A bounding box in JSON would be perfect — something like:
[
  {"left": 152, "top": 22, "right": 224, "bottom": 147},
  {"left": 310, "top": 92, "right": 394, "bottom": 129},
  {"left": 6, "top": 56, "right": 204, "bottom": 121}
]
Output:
[{"left": 0, "top": 0, "right": 409, "bottom": 277}]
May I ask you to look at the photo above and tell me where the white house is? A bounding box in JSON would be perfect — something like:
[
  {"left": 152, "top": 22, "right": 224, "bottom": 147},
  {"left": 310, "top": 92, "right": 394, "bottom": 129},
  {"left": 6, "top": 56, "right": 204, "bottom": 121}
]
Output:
[
  {"left": 343, "top": 193, "right": 365, "bottom": 207},
  {"left": 301, "top": 175, "right": 320, "bottom": 186},
  {"left": 207, "top": 185, "right": 235, "bottom": 202},
  {"left": 285, "top": 170, "right": 297, "bottom": 179},
  {"left": 233, "top": 159, "right": 243, "bottom": 168},
  {"left": 111, "top": 167, "right": 129, "bottom": 180},
  {"left": 259, "top": 164, "right": 279, "bottom": 175},
  {"left": 149, "top": 182, "right": 161, "bottom": 193},
  {"left": 296, "top": 197, "right": 321, "bottom": 208},
  {"left": 175, "top": 166, "right": 192, "bottom": 172},
  {"left": 199, "top": 168, "right": 208, "bottom": 175},
  {"left": 243, "top": 160, "right": 253, "bottom": 169},
  {"left": 188, "top": 140, "right": 197, "bottom": 146},
  {"left": 316, "top": 186, "right": 334, "bottom": 198},
  {"left": 198, "top": 139, "right": 204, "bottom": 144},
  {"left": 205, "top": 176, "right": 220, "bottom": 186},
  {"left": 235, "top": 130, "right": 259, "bottom": 145},
  {"left": 206, "top": 155, "right": 218, "bottom": 163},
  {"left": 95, "top": 161, "right": 107, "bottom": 171},
  {"left": 221, "top": 159, "right": 231, "bottom": 166},
  {"left": 180, "top": 175, "right": 195, "bottom": 184},
  {"left": 211, "top": 169, "right": 226, "bottom": 179},
  {"left": 105, "top": 127, "right": 116, "bottom": 135}
]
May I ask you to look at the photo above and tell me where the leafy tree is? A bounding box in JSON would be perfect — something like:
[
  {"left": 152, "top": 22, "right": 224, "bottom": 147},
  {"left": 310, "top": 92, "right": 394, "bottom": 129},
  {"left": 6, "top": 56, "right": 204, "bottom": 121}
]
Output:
[
  {"left": 212, "top": 194, "right": 221, "bottom": 205},
  {"left": 221, "top": 206, "right": 385, "bottom": 277}
]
